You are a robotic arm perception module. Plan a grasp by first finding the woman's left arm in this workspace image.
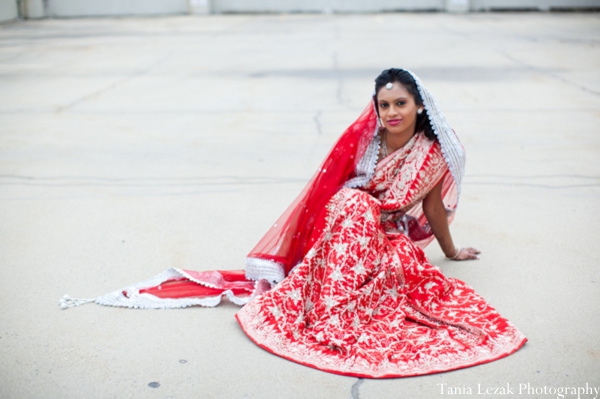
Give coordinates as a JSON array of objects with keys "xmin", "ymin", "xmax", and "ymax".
[{"xmin": 422, "ymin": 181, "xmax": 480, "ymax": 261}]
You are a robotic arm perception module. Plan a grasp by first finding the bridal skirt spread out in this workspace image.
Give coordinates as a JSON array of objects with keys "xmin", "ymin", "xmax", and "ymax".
[{"xmin": 236, "ymin": 188, "xmax": 526, "ymax": 378}]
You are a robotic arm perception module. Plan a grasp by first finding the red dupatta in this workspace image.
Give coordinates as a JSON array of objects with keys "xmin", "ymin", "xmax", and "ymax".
[{"xmin": 244, "ymin": 103, "xmax": 380, "ymax": 283}]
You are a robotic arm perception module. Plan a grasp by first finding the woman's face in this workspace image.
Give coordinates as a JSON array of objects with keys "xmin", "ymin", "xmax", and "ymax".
[{"xmin": 376, "ymin": 82, "xmax": 421, "ymax": 136}]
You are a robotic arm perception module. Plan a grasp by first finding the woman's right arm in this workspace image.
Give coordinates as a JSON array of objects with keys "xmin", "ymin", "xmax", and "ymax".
[{"xmin": 422, "ymin": 181, "xmax": 480, "ymax": 261}]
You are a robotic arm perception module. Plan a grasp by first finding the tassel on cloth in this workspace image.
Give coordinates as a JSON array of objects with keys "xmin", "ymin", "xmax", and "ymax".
[{"xmin": 59, "ymin": 295, "xmax": 96, "ymax": 309}]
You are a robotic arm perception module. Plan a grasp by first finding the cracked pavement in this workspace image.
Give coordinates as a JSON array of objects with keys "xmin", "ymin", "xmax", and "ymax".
[{"xmin": 0, "ymin": 12, "xmax": 599, "ymax": 399}]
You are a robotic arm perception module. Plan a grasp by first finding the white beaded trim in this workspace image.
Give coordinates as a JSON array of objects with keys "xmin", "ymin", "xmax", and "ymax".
[
  {"xmin": 344, "ymin": 121, "xmax": 380, "ymax": 189},
  {"xmin": 245, "ymin": 257, "xmax": 285, "ymax": 283},
  {"xmin": 406, "ymin": 69, "xmax": 466, "ymax": 198},
  {"xmin": 59, "ymin": 268, "xmax": 266, "ymax": 309}
]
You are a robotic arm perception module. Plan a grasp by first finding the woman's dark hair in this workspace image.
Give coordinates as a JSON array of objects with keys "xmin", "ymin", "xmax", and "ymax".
[{"xmin": 374, "ymin": 68, "xmax": 436, "ymax": 141}]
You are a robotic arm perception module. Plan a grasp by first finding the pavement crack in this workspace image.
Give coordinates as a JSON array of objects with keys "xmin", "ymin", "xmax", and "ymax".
[
  {"xmin": 332, "ymin": 51, "xmax": 347, "ymax": 107},
  {"xmin": 501, "ymin": 51, "xmax": 600, "ymax": 96},
  {"xmin": 55, "ymin": 52, "xmax": 173, "ymax": 113},
  {"xmin": 0, "ymin": 174, "xmax": 306, "ymax": 187},
  {"xmin": 351, "ymin": 378, "xmax": 364, "ymax": 399},
  {"xmin": 464, "ymin": 173, "xmax": 600, "ymax": 189},
  {"xmin": 467, "ymin": 173, "xmax": 598, "ymax": 180},
  {"xmin": 314, "ymin": 110, "xmax": 322, "ymax": 135}
]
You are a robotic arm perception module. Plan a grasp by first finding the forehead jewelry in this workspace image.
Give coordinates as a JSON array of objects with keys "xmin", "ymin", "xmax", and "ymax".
[{"xmin": 385, "ymin": 82, "xmax": 393, "ymax": 90}]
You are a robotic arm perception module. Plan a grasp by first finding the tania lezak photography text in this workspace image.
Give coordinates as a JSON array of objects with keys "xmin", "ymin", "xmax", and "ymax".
[{"xmin": 437, "ymin": 383, "xmax": 600, "ymax": 398}]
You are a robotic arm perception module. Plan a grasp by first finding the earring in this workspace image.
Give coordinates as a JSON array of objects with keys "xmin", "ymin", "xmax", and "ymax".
[
  {"xmin": 377, "ymin": 117, "xmax": 385, "ymax": 132},
  {"xmin": 417, "ymin": 108, "xmax": 423, "ymax": 115}
]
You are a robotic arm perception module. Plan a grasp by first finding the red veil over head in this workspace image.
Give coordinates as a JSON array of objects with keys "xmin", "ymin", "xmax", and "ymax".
[{"xmin": 245, "ymin": 103, "xmax": 380, "ymax": 283}]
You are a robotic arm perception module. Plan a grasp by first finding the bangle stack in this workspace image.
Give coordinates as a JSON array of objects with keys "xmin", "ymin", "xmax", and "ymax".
[{"xmin": 447, "ymin": 246, "xmax": 461, "ymax": 260}]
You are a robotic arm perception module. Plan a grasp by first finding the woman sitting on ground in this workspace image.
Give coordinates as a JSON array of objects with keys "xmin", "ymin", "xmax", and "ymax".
[{"xmin": 63, "ymin": 68, "xmax": 526, "ymax": 379}]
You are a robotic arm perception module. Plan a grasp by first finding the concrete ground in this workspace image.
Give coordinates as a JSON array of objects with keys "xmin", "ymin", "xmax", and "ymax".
[{"xmin": 0, "ymin": 12, "xmax": 599, "ymax": 399}]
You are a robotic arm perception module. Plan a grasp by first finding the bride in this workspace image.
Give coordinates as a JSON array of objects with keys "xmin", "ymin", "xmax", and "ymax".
[{"xmin": 61, "ymin": 68, "xmax": 526, "ymax": 378}]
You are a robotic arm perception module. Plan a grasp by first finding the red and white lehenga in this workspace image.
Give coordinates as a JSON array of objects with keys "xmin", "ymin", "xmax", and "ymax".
[
  {"xmin": 237, "ymin": 132, "xmax": 526, "ymax": 378},
  {"xmin": 61, "ymin": 70, "xmax": 526, "ymax": 378}
]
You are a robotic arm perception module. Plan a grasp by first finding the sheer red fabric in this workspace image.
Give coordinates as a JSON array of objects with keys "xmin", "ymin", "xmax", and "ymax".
[
  {"xmin": 140, "ymin": 270, "xmax": 254, "ymax": 298},
  {"xmin": 247, "ymin": 104, "xmax": 379, "ymax": 276}
]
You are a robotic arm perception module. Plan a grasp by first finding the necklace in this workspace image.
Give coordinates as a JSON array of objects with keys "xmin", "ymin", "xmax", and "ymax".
[{"xmin": 382, "ymin": 130, "xmax": 418, "ymax": 159}]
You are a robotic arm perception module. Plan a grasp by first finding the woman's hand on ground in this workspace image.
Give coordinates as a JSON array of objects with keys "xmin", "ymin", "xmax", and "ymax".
[{"xmin": 451, "ymin": 247, "xmax": 481, "ymax": 261}]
